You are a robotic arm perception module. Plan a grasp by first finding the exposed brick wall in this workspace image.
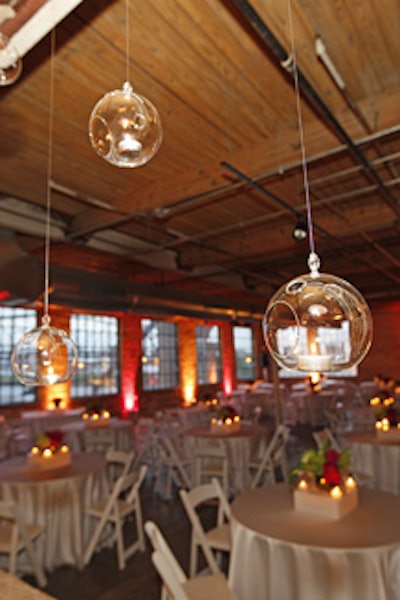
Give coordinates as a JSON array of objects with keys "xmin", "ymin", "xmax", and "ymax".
[{"xmin": 359, "ymin": 301, "xmax": 400, "ymax": 381}]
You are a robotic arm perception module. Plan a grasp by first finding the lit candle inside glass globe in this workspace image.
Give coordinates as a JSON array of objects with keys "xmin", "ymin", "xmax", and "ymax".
[
  {"xmin": 11, "ymin": 315, "xmax": 78, "ymax": 386},
  {"xmin": 263, "ymin": 253, "xmax": 373, "ymax": 373},
  {"xmin": 0, "ymin": 33, "xmax": 22, "ymax": 87},
  {"xmin": 89, "ymin": 81, "xmax": 162, "ymax": 168}
]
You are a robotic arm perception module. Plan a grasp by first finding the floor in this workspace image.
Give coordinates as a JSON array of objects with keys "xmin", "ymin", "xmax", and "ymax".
[{"xmin": 24, "ymin": 423, "xmax": 313, "ymax": 600}]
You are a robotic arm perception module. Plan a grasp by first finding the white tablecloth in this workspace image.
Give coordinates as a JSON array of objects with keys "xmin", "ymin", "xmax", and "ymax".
[
  {"xmin": 229, "ymin": 484, "xmax": 400, "ymax": 600},
  {"xmin": 343, "ymin": 430, "xmax": 400, "ymax": 494},
  {"xmin": 0, "ymin": 454, "xmax": 106, "ymax": 571},
  {"xmin": 21, "ymin": 409, "xmax": 83, "ymax": 436},
  {"xmin": 184, "ymin": 425, "xmax": 267, "ymax": 495}
]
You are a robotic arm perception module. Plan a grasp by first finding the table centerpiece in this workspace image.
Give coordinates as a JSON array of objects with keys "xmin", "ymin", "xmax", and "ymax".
[
  {"xmin": 370, "ymin": 391, "xmax": 400, "ymax": 439},
  {"xmin": 28, "ymin": 430, "xmax": 71, "ymax": 470},
  {"xmin": 210, "ymin": 405, "xmax": 241, "ymax": 434},
  {"xmin": 82, "ymin": 403, "xmax": 111, "ymax": 428},
  {"xmin": 290, "ymin": 439, "xmax": 358, "ymax": 519}
]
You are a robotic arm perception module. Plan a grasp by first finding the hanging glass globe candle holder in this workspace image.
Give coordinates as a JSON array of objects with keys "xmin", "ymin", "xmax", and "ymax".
[
  {"xmin": 88, "ymin": 80, "xmax": 162, "ymax": 168},
  {"xmin": 0, "ymin": 33, "xmax": 22, "ymax": 87},
  {"xmin": 263, "ymin": 252, "xmax": 373, "ymax": 373},
  {"xmin": 11, "ymin": 314, "xmax": 78, "ymax": 386}
]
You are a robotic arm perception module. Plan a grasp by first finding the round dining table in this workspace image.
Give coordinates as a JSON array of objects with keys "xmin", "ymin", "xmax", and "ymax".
[
  {"xmin": 0, "ymin": 453, "xmax": 106, "ymax": 571},
  {"xmin": 183, "ymin": 424, "xmax": 267, "ymax": 495},
  {"xmin": 229, "ymin": 483, "xmax": 400, "ymax": 600},
  {"xmin": 342, "ymin": 430, "xmax": 400, "ymax": 494}
]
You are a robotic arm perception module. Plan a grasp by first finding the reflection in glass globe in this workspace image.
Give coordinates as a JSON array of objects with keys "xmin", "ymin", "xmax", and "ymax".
[
  {"xmin": 88, "ymin": 81, "xmax": 162, "ymax": 168},
  {"xmin": 11, "ymin": 316, "xmax": 78, "ymax": 386},
  {"xmin": 0, "ymin": 33, "xmax": 22, "ymax": 87},
  {"xmin": 263, "ymin": 255, "xmax": 373, "ymax": 373}
]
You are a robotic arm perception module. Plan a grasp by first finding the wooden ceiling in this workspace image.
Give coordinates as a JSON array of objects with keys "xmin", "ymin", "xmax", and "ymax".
[{"xmin": 0, "ymin": 0, "xmax": 400, "ymax": 319}]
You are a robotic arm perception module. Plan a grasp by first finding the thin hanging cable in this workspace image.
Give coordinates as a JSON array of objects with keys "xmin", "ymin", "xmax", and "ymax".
[
  {"xmin": 44, "ymin": 28, "xmax": 56, "ymax": 321},
  {"xmin": 125, "ymin": 0, "xmax": 130, "ymax": 82},
  {"xmin": 287, "ymin": 0, "xmax": 316, "ymax": 257}
]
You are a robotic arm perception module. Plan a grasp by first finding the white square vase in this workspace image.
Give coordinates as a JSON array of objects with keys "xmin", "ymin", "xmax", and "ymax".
[{"xmin": 293, "ymin": 486, "xmax": 358, "ymax": 520}]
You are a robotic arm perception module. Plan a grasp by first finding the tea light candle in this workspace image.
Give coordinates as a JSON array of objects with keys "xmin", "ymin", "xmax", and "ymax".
[
  {"xmin": 211, "ymin": 417, "xmax": 217, "ymax": 425},
  {"xmin": 297, "ymin": 354, "xmax": 332, "ymax": 372},
  {"xmin": 225, "ymin": 417, "xmax": 232, "ymax": 425},
  {"xmin": 298, "ymin": 479, "xmax": 308, "ymax": 491},
  {"xmin": 382, "ymin": 417, "xmax": 390, "ymax": 432},
  {"xmin": 329, "ymin": 485, "xmax": 343, "ymax": 499},
  {"xmin": 102, "ymin": 410, "xmax": 111, "ymax": 419},
  {"xmin": 30, "ymin": 446, "xmax": 40, "ymax": 455},
  {"xmin": 344, "ymin": 475, "xmax": 356, "ymax": 490},
  {"xmin": 60, "ymin": 445, "xmax": 69, "ymax": 454},
  {"xmin": 42, "ymin": 448, "xmax": 53, "ymax": 459},
  {"xmin": 233, "ymin": 415, "xmax": 240, "ymax": 423},
  {"xmin": 375, "ymin": 420, "xmax": 382, "ymax": 430}
]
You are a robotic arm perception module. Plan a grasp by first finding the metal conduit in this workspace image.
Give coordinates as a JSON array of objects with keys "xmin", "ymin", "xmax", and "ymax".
[{"xmin": 228, "ymin": 0, "xmax": 400, "ymax": 219}]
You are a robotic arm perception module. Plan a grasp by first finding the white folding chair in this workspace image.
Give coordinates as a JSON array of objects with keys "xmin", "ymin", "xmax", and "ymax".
[
  {"xmin": 313, "ymin": 427, "xmax": 342, "ymax": 452},
  {"xmin": 0, "ymin": 499, "xmax": 47, "ymax": 587},
  {"xmin": 179, "ymin": 478, "xmax": 231, "ymax": 578},
  {"xmin": 249, "ymin": 424, "xmax": 291, "ymax": 488},
  {"xmin": 83, "ymin": 428, "xmax": 114, "ymax": 453},
  {"xmin": 154, "ymin": 434, "xmax": 191, "ymax": 500},
  {"xmin": 105, "ymin": 447, "xmax": 136, "ymax": 489},
  {"xmin": 145, "ymin": 521, "xmax": 234, "ymax": 600},
  {"xmin": 193, "ymin": 442, "xmax": 229, "ymax": 498},
  {"xmin": 84, "ymin": 465, "xmax": 147, "ymax": 570}
]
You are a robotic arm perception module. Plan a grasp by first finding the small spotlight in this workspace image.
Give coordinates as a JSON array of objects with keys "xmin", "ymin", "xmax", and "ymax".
[{"xmin": 293, "ymin": 218, "xmax": 307, "ymax": 241}]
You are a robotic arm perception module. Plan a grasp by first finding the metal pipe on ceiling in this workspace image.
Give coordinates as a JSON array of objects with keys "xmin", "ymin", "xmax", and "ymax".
[
  {"xmin": 221, "ymin": 161, "xmax": 400, "ymax": 287},
  {"xmin": 228, "ymin": 0, "xmax": 400, "ymax": 219}
]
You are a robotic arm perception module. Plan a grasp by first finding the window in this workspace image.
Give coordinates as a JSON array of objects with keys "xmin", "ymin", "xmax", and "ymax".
[
  {"xmin": 141, "ymin": 319, "xmax": 179, "ymax": 390},
  {"xmin": 0, "ymin": 307, "xmax": 37, "ymax": 406},
  {"xmin": 233, "ymin": 326, "xmax": 255, "ymax": 380},
  {"xmin": 70, "ymin": 314, "xmax": 119, "ymax": 398},
  {"xmin": 196, "ymin": 325, "xmax": 222, "ymax": 384}
]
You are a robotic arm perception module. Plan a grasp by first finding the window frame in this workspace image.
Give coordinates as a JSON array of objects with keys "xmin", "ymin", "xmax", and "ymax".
[{"xmin": 70, "ymin": 313, "xmax": 120, "ymax": 399}]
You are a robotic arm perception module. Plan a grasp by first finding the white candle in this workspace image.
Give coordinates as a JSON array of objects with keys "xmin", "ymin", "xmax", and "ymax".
[
  {"xmin": 344, "ymin": 475, "xmax": 356, "ymax": 490},
  {"xmin": 329, "ymin": 485, "xmax": 343, "ymax": 499},
  {"xmin": 298, "ymin": 354, "xmax": 332, "ymax": 371}
]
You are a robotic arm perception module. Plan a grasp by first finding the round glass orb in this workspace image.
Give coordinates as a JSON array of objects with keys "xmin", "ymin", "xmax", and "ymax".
[
  {"xmin": 11, "ymin": 316, "xmax": 78, "ymax": 386},
  {"xmin": 263, "ymin": 266, "xmax": 373, "ymax": 373},
  {"xmin": 88, "ymin": 81, "xmax": 162, "ymax": 168},
  {"xmin": 0, "ymin": 33, "xmax": 22, "ymax": 87}
]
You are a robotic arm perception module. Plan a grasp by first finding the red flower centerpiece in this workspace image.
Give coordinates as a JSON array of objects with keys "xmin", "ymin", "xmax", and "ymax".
[
  {"xmin": 290, "ymin": 439, "xmax": 358, "ymax": 519},
  {"xmin": 371, "ymin": 391, "xmax": 400, "ymax": 437},
  {"xmin": 28, "ymin": 430, "xmax": 71, "ymax": 471},
  {"xmin": 210, "ymin": 405, "xmax": 241, "ymax": 434}
]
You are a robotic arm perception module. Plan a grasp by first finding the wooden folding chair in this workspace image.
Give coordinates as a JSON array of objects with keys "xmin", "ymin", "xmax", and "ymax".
[
  {"xmin": 84, "ymin": 465, "xmax": 147, "ymax": 570},
  {"xmin": 145, "ymin": 520, "xmax": 234, "ymax": 600},
  {"xmin": 179, "ymin": 478, "xmax": 231, "ymax": 578},
  {"xmin": 0, "ymin": 499, "xmax": 47, "ymax": 587}
]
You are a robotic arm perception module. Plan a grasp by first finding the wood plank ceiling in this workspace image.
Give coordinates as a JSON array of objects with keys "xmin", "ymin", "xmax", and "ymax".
[{"xmin": 0, "ymin": 0, "xmax": 400, "ymax": 319}]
